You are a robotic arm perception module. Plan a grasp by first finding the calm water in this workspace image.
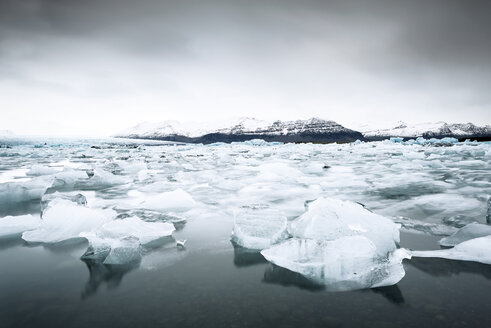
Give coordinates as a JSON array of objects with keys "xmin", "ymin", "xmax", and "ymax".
[
  {"xmin": 1, "ymin": 226, "xmax": 490, "ymax": 328},
  {"xmin": 0, "ymin": 138, "xmax": 490, "ymax": 327}
]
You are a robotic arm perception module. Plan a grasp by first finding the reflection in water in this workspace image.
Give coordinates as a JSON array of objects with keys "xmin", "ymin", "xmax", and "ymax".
[
  {"xmin": 408, "ymin": 257, "xmax": 491, "ymax": 280},
  {"xmin": 0, "ymin": 199, "xmax": 40, "ymax": 218},
  {"xmin": 81, "ymin": 258, "xmax": 140, "ymax": 299},
  {"xmin": 232, "ymin": 242, "xmax": 268, "ymax": 267},
  {"xmin": 262, "ymin": 263, "xmax": 325, "ymax": 291},
  {"xmin": 263, "ymin": 263, "xmax": 406, "ymax": 304},
  {"xmin": 0, "ymin": 235, "xmax": 24, "ymax": 251},
  {"xmin": 369, "ymin": 285, "xmax": 405, "ymax": 304}
]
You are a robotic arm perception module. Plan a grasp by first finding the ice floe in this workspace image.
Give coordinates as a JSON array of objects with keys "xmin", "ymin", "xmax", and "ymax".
[
  {"xmin": 261, "ymin": 237, "xmax": 410, "ymax": 291},
  {"xmin": 439, "ymin": 223, "xmax": 491, "ymax": 247},
  {"xmin": 290, "ymin": 198, "xmax": 400, "ymax": 255},
  {"xmin": 0, "ymin": 214, "xmax": 41, "ymax": 238},
  {"xmin": 137, "ymin": 189, "xmax": 196, "ymax": 212},
  {"xmin": 412, "ymin": 236, "xmax": 491, "ymax": 265},
  {"xmin": 22, "ymin": 199, "xmax": 114, "ymax": 243},
  {"xmin": 231, "ymin": 208, "xmax": 289, "ymax": 250},
  {"xmin": 256, "ymin": 198, "xmax": 407, "ymax": 290}
]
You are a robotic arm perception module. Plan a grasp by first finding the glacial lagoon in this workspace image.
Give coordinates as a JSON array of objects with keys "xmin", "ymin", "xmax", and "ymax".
[{"xmin": 0, "ymin": 137, "xmax": 490, "ymax": 328}]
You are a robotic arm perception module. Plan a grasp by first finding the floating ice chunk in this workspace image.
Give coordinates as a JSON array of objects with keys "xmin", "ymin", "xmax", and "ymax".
[
  {"xmin": 439, "ymin": 223, "xmax": 491, "ymax": 247},
  {"xmin": 261, "ymin": 237, "xmax": 409, "ymax": 291},
  {"xmin": 0, "ymin": 214, "xmax": 41, "ymax": 238},
  {"xmin": 22, "ymin": 199, "xmax": 113, "ymax": 243},
  {"xmin": 257, "ymin": 162, "xmax": 302, "ymax": 182},
  {"xmin": 412, "ymin": 235, "xmax": 491, "ymax": 265},
  {"xmin": 291, "ymin": 198, "xmax": 400, "ymax": 255},
  {"xmin": 390, "ymin": 137, "xmax": 404, "ymax": 143},
  {"xmin": 231, "ymin": 209, "xmax": 289, "ymax": 250},
  {"xmin": 0, "ymin": 179, "xmax": 49, "ymax": 205},
  {"xmin": 82, "ymin": 169, "xmax": 128, "ymax": 189},
  {"xmin": 80, "ymin": 233, "xmax": 112, "ymax": 260},
  {"xmin": 26, "ymin": 165, "xmax": 59, "ymax": 176},
  {"xmin": 242, "ymin": 139, "xmax": 268, "ymax": 146},
  {"xmin": 139, "ymin": 189, "xmax": 196, "ymax": 212},
  {"xmin": 98, "ymin": 216, "xmax": 175, "ymax": 246},
  {"xmin": 40, "ymin": 192, "xmax": 87, "ymax": 218},
  {"xmin": 103, "ymin": 237, "xmax": 142, "ymax": 265},
  {"xmin": 80, "ymin": 216, "xmax": 175, "ymax": 264}
]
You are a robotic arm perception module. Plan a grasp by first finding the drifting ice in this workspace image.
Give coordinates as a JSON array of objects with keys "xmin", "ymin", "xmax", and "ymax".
[
  {"xmin": 259, "ymin": 197, "xmax": 406, "ymax": 290},
  {"xmin": 261, "ymin": 236, "xmax": 409, "ymax": 291},
  {"xmin": 22, "ymin": 198, "xmax": 113, "ymax": 243},
  {"xmin": 231, "ymin": 208, "xmax": 289, "ymax": 250},
  {"xmin": 290, "ymin": 198, "xmax": 400, "ymax": 255},
  {"xmin": 97, "ymin": 216, "xmax": 175, "ymax": 246},
  {"xmin": 439, "ymin": 223, "xmax": 491, "ymax": 247},
  {"xmin": 138, "ymin": 189, "xmax": 196, "ymax": 212},
  {"xmin": 81, "ymin": 216, "xmax": 175, "ymax": 264},
  {"xmin": 0, "ymin": 214, "xmax": 41, "ymax": 238},
  {"xmin": 412, "ymin": 235, "xmax": 491, "ymax": 265}
]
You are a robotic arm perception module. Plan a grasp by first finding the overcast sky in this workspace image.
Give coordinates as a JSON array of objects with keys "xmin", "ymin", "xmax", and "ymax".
[{"xmin": 1, "ymin": 0, "xmax": 490, "ymax": 136}]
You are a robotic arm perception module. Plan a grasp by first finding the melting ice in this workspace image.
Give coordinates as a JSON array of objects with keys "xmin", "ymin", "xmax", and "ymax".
[{"xmin": 0, "ymin": 137, "xmax": 490, "ymax": 289}]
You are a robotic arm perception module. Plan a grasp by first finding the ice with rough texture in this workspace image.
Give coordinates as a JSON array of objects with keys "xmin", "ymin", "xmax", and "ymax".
[
  {"xmin": 80, "ymin": 217, "xmax": 175, "ymax": 264},
  {"xmin": 439, "ymin": 223, "xmax": 491, "ymax": 247},
  {"xmin": 231, "ymin": 209, "xmax": 289, "ymax": 250},
  {"xmin": 26, "ymin": 165, "xmax": 59, "ymax": 176},
  {"xmin": 261, "ymin": 237, "xmax": 410, "ymax": 291},
  {"xmin": 412, "ymin": 235, "xmax": 491, "ymax": 265},
  {"xmin": 291, "ymin": 198, "xmax": 401, "ymax": 255},
  {"xmin": 98, "ymin": 216, "xmax": 175, "ymax": 245},
  {"xmin": 0, "ymin": 179, "xmax": 49, "ymax": 205},
  {"xmin": 40, "ymin": 192, "xmax": 87, "ymax": 217},
  {"xmin": 22, "ymin": 199, "xmax": 114, "ymax": 243},
  {"xmin": 83, "ymin": 236, "xmax": 143, "ymax": 265},
  {"xmin": 0, "ymin": 214, "xmax": 41, "ymax": 238}
]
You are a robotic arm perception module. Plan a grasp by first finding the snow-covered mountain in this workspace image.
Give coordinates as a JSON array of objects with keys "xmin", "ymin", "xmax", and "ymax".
[
  {"xmin": 363, "ymin": 121, "xmax": 491, "ymax": 140},
  {"xmin": 115, "ymin": 117, "xmax": 364, "ymax": 143}
]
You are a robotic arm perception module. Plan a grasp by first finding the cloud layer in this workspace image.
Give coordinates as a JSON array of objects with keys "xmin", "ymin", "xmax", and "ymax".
[{"xmin": 1, "ymin": 0, "xmax": 490, "ymax": 135}]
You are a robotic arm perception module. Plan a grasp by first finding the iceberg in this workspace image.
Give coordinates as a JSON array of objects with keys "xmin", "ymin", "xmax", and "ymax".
[
  {"xmin": 231, "ymin": 209, "xmax": 289, "ymax": 250},
  {"xmin": 0, "ymin": 179, "xmax": 49, "ymax": 205},
  {"xmin": 138, "ymin": 189, "xmax": 196, "ymax": 212},
  {"xmin": 26, "ymin": 165, "xmax": 59, "ymax": 176},
  {"xmin": 258, "ymin": 198, "xmax": 407, "ymax": 290},
  {"xmin": 82, "ymin": 235, "xmax": 142, "ymax": 265},
  {"xmin": 261, "ymin": 237, "xmax": 410, "ymax": 291},
  {"xmin": 439, "ymin": 223, "xmax": 491, "ymax": 247},
  {"xmin": 412, "ymin": 235, "xmax": 491, "ymax": 265},
  {"xmin": 0, "ymin": 214, "xmax": 41, "ymax": 238},
  {"xmin": 80, "ymin": 216, "xmax": 175, "ymax": 264},
  {"xmin": 40, "ymin": 191, "xmax": 87, "ymax": 218},
  {"xmin": 291, "ymin": 198, "xmax": 400, "ymax": 255},
  {"xmin": 103, "ymin": 237, "xmax": 142, "ymax": 265},
  {"xmin": 22, "ymin": 199, "xmax": 114, "ymax": 243},
  {"xmin": 97, "ymin": 216, "xmax": 175, "ymax": 246}
]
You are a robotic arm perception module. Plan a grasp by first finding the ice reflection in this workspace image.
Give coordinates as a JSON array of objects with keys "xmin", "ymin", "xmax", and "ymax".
[
  {"xmin": 81, "ymin": 258, "xmax": 140, "ymax": 299},
  {"xmin": 407, "ymin": 257, "xmax": 491, "ymax": 280}
]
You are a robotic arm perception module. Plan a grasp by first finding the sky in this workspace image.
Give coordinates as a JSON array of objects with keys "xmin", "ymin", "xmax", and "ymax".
[{"xmin": 1, "ymin": 0, "xmax": 490, "ymax": 136}]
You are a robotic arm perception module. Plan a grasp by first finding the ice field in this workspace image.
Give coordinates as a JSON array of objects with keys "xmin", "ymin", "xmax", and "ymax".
[{"xmin": 0, "ymin": 137, "xmax": 490, "ymax": 327}]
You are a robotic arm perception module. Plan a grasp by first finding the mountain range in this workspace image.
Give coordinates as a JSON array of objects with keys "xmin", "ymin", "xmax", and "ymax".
[{"xmin": 115, "ymin": 118, "xmax": 491, "ymax": 144}]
